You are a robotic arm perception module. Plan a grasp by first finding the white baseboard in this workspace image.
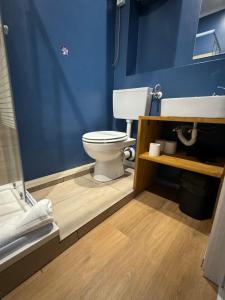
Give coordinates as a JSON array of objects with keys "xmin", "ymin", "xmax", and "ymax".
[{"xmin": 25, "ymin": 163, "xmax": 94, "ymax": 190}]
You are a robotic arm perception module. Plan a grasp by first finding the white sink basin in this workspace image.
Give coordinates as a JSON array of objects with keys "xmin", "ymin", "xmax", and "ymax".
[{"xmin": 161, "ymin": 96, "xmax": 225, "ymax": 118}]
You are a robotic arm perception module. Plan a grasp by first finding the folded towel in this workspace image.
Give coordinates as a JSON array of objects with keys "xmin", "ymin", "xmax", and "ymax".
[
  {"xmin": 0, "ymin": 224, "xmax": 53, "ymax": 258},
  {"xmin": 0, "ymin": 199, "xmax": 54, "ymax": 248}
]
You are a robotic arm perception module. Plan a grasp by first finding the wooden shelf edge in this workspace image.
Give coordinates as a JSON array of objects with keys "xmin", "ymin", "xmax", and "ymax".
[
  {"xmin": 139, "ymin": 116, "xmax": 225, "ymax": 124},
  {"xmin": 139, "ymin": 152, "xmax": 224, "ymax": 178}
]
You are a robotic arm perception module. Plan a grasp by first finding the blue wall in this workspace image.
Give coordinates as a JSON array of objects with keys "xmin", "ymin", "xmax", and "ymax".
[
  {"xmin": 114, "ymin": 0, "xmax": 225, "ymax": 122},
  {"xmin": 1, "ymin": 0, "xmax": 115, "ymax": 180},
  {"xmin": 2, "ymin": 0, "xmax": 225, "ymax": 180},
  {"xmin": 194, "ymin": 9, "xmax": 225, "ymax": 56}
]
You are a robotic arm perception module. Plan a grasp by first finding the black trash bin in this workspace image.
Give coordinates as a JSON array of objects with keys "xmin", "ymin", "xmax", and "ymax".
[{"xmin": 179, "ymin": 171, "xmax": 219, "ymax": 220}]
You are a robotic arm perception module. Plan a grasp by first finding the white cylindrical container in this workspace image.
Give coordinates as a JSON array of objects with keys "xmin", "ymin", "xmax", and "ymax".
[
  {"xmin": 164, "ymin": 141, "xmax": 177, "ymax": 155},
  {"xmin": 155, "ymin": 139, "xmax": 166, "ymax": 152},
  {"xmin": 149, "ymin": 143, "xmax": 161, "ymax": 157}
]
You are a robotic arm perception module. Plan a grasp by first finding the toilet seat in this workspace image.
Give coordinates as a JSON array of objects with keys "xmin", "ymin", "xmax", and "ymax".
[{"xmin": 82, "ymin": 131, "xmax": 127, "ymax": 144}]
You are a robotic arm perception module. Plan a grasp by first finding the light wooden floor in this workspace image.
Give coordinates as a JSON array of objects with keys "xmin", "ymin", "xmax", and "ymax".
[
  {"xmin": 3, "ymin": 190, "xmax": 216, "ymax": 300},
  {"xmin": 32, "ymin": 168, "xmax": 134, "ymax": 240}
]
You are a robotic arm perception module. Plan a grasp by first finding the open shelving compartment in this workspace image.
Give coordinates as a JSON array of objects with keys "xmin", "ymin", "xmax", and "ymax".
[{"xmin": 134, "ymin": 117, "xmax": 225, "ymax": 206}]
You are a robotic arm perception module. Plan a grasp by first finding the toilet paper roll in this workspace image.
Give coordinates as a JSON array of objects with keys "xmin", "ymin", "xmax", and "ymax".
[
  {"xmin": 149, "ymin": 143, "xmax": 161, "ymax": 157},
  {"xmin": 164, "ymin": 141, "xmax": 177, "ymax": 155},
  {"xmin": 155, "ymin": 139, "xmax": 166, "ymax": 152}
]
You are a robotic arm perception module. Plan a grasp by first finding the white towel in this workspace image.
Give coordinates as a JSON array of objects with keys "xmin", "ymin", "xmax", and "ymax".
[{"xmin": 0, "ymin": 199, "xmax": 54, "ymax": 248}]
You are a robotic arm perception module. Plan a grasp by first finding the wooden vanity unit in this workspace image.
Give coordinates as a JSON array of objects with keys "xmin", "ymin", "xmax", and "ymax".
[{"xmin": 134, "ymin": 116, "xmax": 225, "ymax": 197}]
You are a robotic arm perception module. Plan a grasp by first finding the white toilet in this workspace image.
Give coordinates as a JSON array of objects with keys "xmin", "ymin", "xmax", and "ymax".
[{"xmin": 82, "ymin": 87, "xmax": 152, "ymax": 182}]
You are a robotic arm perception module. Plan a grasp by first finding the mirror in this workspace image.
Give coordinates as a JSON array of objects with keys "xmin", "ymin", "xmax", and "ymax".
[{"xmin": 193, "ymin": 0, "xmax": 225, "ymax": 60}]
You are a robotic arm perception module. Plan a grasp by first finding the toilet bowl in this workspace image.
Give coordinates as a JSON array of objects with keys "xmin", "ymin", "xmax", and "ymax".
[{"xmin": 82, "ymin": 131, "xmax": 135, "ymax": 182}]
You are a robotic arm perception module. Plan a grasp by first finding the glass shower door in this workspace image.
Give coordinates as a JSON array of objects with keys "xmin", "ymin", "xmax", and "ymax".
[{"xmin": 0, "ymin": 16, "xmax": 25, "ymax": 215}]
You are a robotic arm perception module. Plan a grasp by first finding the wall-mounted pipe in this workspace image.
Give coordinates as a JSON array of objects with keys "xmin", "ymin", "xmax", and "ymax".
[
  {"xmin": 126, "ymin": 119, "xmax": 133, "ymax": 138},
  {"xmin": 151, "ymin": 83, "xmax": 163, "ymax": 100},
  {"xmin": 124, "ymin": 147, "xmax": 135, "ymax": 161},
  {"xmin": 113, "ymin": 6, "xmax": 122, "ymax": 67},
  {"xmin": 175, "ymin": 122, "xmax": 198, "ymax": 147}
]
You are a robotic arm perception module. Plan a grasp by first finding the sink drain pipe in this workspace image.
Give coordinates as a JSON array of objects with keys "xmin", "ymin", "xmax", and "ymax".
[{"xmin": 175, "ymin": 122, "xmax": 198, "ymax": 146}]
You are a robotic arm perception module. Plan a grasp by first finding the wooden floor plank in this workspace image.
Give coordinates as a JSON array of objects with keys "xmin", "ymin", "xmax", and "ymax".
[{"xmin": 3, "ymin": 191, "xmax": 217, "ymax": 300}]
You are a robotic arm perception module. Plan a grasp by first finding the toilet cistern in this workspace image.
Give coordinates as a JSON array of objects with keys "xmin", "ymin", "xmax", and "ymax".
[{"xmin": 113, "ymin": 87, "xmax": 152, "ymax": 139}]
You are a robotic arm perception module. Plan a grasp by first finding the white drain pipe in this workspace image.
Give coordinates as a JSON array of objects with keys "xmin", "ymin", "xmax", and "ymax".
[
  {"xmin": 126, "ymin": 119, "xmax": 133, "ymax": 138},
  {"xmin": 176, "ymin": 122, "xmax": 198, "ymax": 146},
  {"xmin": 124, "ymin": 119, "xmax": 135, "ymax": 161},
  {"xmin": 124, "ymin": 147, "xmax": 135, "ymax": 161}
]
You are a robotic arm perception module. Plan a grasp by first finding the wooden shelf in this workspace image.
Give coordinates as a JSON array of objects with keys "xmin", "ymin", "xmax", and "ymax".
[
  {"xmin": 139, "ymin": 152, "xmax": 224, "ymax": 178},
  {"xmin": 139, "ymin": 116, "xmax": 225, "ymax": 124}
]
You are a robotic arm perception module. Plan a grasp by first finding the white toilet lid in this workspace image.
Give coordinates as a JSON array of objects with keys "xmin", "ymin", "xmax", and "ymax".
[{"xmin": 82, "ymin": 131, "xmax": 127, "ymax": 143}]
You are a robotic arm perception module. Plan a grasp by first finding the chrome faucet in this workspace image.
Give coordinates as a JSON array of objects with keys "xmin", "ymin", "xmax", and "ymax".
[
  {"xmin": 151, "ymin": 83, "xmax": 163, "ymax": 100},
  {"xmin": 213, "ymin": 86, "xmax": 225, "ymax": 96}
]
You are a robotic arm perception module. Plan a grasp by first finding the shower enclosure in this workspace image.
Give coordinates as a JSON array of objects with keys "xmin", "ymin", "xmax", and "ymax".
[
  {"xmin": 0, "ymin": 16, "xmax": 26, "ymax": 222},
  {"xmin": 0, "ymin": 14, "xmax": 58, "ymax": 297}
]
